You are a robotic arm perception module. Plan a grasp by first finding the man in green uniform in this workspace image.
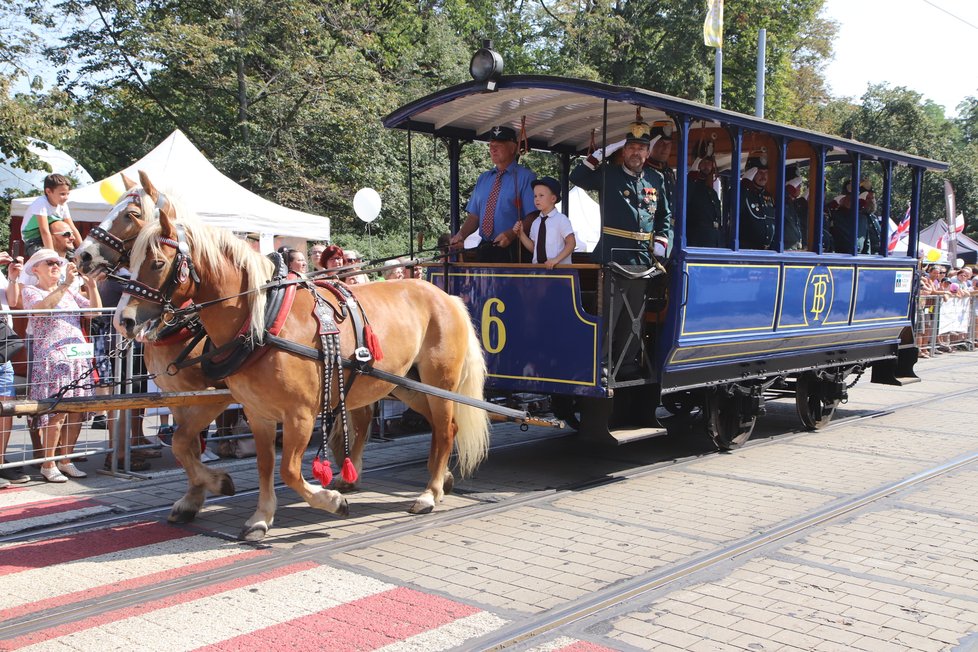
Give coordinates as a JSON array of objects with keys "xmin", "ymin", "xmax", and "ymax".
[
  {"xmin": 783, "ymin": 164, "xmax": 805, "ymax": 250},
  {"xmin": 739, "ymin": 150, "xmax": 776, "ymax": 250},
  {"xmin": 570, "ymin": 119, "xmax": 671, "ymax": 379},
  {"xmin": 569, "ymin": 121, "xmax": 672, "ymax": 265},
  {"xmin": 686, "ymin": 141, "xmax": 723, "ymax": 247}
]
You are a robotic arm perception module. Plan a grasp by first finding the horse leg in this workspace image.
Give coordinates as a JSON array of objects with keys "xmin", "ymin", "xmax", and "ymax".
[
  {"xmin": 168, "ymin": 403, "xmax": 235, "ymax": 524},
  {"xmin": 330, "ymin": 405, "xmax": 374, "ymax": 493},
  {"xmin": 279, "ymin": 414, "xmax": 349, "ymax": 518},
  {"xmin": 387, "ymin": 388, "xmax": 458, "ymax": 510},
  {"xmin": 239, "ymin": 415, "xmax": 279, "ymax": 541},
  {"xmin": 409, "ymin": 396, "xmax": 457, "ymax": 515}
]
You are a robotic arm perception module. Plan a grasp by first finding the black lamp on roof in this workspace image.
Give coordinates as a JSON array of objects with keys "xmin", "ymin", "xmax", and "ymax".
[{"xmin": 469, "ymin": 40, "xmax": 504, "ymax": 91}]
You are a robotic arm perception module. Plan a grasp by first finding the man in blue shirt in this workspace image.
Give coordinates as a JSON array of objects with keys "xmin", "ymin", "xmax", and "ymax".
[{"xmin": 450, "ymin": 126, "xmax": 537, "ymax": 263}]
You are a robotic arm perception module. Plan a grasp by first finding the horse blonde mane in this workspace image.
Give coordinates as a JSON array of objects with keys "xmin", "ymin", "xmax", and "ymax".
[{"xmin": 129, "ymin": 205, "xmax": 274, "ymax": 340}]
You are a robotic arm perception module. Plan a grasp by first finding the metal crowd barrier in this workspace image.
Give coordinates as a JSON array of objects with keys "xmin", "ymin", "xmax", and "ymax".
[
  {"xmin": 915, "ymin": 294, "xmax": 978, "ymax": 357},
  {"xmin": 0, "ymin": 306, "xmax": 248, "ymax": 478}
]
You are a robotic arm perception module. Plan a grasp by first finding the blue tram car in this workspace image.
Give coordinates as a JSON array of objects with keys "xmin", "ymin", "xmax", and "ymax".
[{"xmin": 383, "ymin": 67, "xmax": 947, "ymax": 449}]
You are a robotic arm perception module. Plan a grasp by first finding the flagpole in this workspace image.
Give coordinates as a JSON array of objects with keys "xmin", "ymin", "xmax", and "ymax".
[{"xmin": 714, "ymin": 49, "xmax": 722, "ymax": 108}]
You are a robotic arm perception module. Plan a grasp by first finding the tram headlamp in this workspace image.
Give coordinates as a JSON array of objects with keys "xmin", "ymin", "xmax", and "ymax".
[{"xmin": 470, "ymin": 40, "xmax": 504, "ymax": 90}]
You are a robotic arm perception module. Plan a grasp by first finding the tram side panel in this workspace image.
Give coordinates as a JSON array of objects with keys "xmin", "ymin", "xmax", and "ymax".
[
  {"xmin": 431, "ymin": 266, "xmax": 606, "ymax": 397},
  {"xmin": 660, "ymin": 256, "xmax": 916, "ymax": 394}
]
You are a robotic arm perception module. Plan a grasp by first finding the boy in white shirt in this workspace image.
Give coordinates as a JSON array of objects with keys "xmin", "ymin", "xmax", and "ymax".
[
  {"xmin": 21, "ymin": 174, "xmax": 83, "ymax": 257},
  {"xmin": 513, "ymin": 176, "xmax": 576, "ymax": 269}
]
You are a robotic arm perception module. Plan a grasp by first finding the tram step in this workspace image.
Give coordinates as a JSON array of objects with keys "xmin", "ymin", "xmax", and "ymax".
[{"xmin": 608, "ymin": 426, "xmax": 668, "ymax": 445}]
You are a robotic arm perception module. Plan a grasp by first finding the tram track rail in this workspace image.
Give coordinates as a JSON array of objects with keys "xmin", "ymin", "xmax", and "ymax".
[{"xmin": 2, "ymin": 383, "xmax": 976, "ymax": 644}]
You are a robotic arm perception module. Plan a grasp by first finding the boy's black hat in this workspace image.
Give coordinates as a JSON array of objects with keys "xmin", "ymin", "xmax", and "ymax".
[{"xmin": 531, "ymin": 176, "xmax": 561, "ymax": 202}]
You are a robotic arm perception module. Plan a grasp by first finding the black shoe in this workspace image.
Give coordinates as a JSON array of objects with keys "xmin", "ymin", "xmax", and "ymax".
[
  {"xmin": 90, "ymin": 415, "xmax": 108, "ymax": 429},
  {"xmin": 0, "ymin": 467, "xmax": 30, "ymax": 484}
]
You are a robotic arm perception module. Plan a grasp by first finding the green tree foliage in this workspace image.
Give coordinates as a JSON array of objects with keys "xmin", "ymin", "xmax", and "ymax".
[{"xmin": 4, "ymin": 0, "xmax": 972, "ymax": 253}]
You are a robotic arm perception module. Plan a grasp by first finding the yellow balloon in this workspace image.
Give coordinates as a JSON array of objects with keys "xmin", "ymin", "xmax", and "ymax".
[
  {"xmin": 925, "ymin": 248, "xmax": 941, "ymax": 262},
  {"xmin": 99, "ymin": 176, "xmax": 123, "ymax": 204}
]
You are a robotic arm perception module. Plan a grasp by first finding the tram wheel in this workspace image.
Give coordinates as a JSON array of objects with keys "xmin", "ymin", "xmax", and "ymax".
[
  {"xmin": 795, "ymin": 372, "xmax": 838, "ymax": 431},
  {"xmin": 705, "ymin": 387, "xmax": 756, "ymax": 451}
]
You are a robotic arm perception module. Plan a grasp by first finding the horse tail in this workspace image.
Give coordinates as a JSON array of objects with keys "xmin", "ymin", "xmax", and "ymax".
[{"xmin": 450, "ymin": 296, "xmax": 489, "ymax": 477}]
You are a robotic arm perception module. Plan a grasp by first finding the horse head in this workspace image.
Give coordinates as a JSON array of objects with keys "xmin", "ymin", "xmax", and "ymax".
[
  {"xmin": 115, "ymin": 190, "xmax": 198, "ymax": 341},
  {"xmin": 77, "ymin": 171, "xmax": 174, "ymax": 275}
]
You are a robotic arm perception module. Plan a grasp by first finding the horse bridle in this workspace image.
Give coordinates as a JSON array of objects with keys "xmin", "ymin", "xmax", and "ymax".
[
  {"xmin": 89, "ymin": 190, "xmax": 159, "ymax": 273},
  {"xmin": 122, "ymin": 220, "xmax": 201, "ymax": 315}
]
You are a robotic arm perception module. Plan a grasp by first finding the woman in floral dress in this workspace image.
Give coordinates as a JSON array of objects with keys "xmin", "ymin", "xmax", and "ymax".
[{"xmin": 21, "ymin": 248, "xmax": 102, "ymax": 482}]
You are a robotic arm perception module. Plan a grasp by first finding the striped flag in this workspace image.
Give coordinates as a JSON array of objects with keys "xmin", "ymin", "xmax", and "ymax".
[
  {"xmin": 936, "ymin": 213, "xmax": 965, "ymax": 250},
  {"xmin": 704, "ymin": 0, "xmax": 723, "ymax": 48},
  {"xmin": 888, "ymin": 205, "xmax": 911, "ymax": 252}
]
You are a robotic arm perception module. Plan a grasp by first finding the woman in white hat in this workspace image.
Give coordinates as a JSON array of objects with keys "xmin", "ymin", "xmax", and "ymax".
[{"xmin": 20, "ymin": 248, "xmax": 102, "ymax": 482}]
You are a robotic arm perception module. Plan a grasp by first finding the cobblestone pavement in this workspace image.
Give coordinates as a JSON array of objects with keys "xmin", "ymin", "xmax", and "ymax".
[{"xmin": 1, "ymin": 352, "xmax": 977, "ymax": 650}]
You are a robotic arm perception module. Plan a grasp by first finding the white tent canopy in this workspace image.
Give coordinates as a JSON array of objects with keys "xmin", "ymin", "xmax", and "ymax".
[
  {"xmin": 0, "ymin": 140, "xmax": 95, "ymax": 195},
  {"xmin": 10, "ymin": 130, "xmax": 329, "ymax": 241}
]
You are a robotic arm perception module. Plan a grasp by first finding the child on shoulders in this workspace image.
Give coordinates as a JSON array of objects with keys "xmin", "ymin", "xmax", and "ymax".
[{"xmin": 513, "ymin": 176, "xmax": 576, "ymax": 269}]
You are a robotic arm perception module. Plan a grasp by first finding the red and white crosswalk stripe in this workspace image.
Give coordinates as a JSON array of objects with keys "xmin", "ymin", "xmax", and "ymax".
[
  {"xmin": 1, "ymin": 522, "xmax": 507, "ymax": 650},
  {"xmin": 0, "ymin": 521, "xmax": 269, "ymax": 622},
  {"xmin": 0, "ymin": 487, "xmax": 114, "ymax": 536}
]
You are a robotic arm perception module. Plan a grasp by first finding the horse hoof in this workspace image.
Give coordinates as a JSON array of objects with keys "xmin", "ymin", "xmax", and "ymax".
[
  {"xmin": 336, "ymin": 498, "xmax": 349, "ymax": 517},
  {"xmin": 168, "ymin": 508, "xmax": 197, "ymax": 524},
  {"xmin": 443, "ymin": 472, "xmax": 455, "ymax": 495},
  {"xmin": 219, "ymin": 475, "xmax": 236, "ymax": 496},
  {"xmin": 335, "ymin": 480, "xmax": 357, "ymax": 494},
  {"xmin": 239, "ymin": 523, "xmax": 268, "ymax": 541},
  {"xmin": 408, "ymin": 501, "xmax": 434, "ymax": 515}
]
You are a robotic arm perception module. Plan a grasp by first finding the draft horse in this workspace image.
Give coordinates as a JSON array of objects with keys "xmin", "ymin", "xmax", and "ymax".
[
  {"xmin": 76, "ymin": 173, "xmax": 239, "ymax": 518},
  {"xmin": 115, "ymin": 204, "xmax": 490, "ymax": 541}
]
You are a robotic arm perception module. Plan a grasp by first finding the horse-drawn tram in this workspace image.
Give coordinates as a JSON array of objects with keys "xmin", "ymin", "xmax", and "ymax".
[{"xmin": 384, "ymin": 61, "xmax": 948, "ymax": 449}]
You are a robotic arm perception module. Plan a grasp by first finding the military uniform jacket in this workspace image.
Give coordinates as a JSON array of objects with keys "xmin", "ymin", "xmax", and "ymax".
[
  {"xmin": 784, "ymin": 199, "xmax": 804, "ymax": 250},
  {"xmin": 686, "ymin": 172, "xmax": 722, "ymax": 247},
  {"xmin": 831, "ymin": 207, "xmax": 881, "ymax": 254},
  {"xmin": 570, "ymin": 161, "xmax": 672, "ymax": 265},
  {"xmin": 739, "ymin": 179, "xmax": 776, "ymax": 250}
]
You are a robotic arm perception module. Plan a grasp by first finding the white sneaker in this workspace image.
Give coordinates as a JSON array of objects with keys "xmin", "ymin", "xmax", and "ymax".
[
  {"xmin": 200, "ymin": 449, "xmax": 220, "ymax": 463},
  {"xmin": 40, "ymin": 466, "xmax": 68, "ymax": 483},
  {"xmin": 57, "ymin": 462, "xmax": 88, "ymax": 479}
]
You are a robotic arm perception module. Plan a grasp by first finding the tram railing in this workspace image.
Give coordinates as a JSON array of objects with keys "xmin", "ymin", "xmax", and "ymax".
[{"xmin": 915, "ymin": 294, "xmax": 977, "ymax": 356}]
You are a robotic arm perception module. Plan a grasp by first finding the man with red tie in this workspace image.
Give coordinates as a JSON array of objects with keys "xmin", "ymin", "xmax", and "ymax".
[{"xmin": 449, "ymin": 125, "xmax": 537, "ymax": 263}]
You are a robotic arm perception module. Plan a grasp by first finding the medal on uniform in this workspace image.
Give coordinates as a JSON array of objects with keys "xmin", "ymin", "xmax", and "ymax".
[{"xmin": 623, "ymin": 190, "xmax": 630, "ymax": 197}]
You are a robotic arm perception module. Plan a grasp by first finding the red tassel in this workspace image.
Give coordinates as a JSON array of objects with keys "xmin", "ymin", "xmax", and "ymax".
[
  {"xmin": 341, "ymin": 456, "xmax": 358, "ymax": 483},
  {"xmin": 312, "ymin": 456, "xmax": 333, "ymax": 487},
  {"xmin": 364, "ymin": 324, "xmax": 383, "ymax": 362}
]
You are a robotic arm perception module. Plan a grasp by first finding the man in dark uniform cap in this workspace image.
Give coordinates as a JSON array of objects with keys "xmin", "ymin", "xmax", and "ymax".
[
  {"xmin": 830, "ymin": 179, "xmax": 880, "ymax": 254},
  {"xmin": 739, "ymin": 150, "xmax": 776, "ymax": 250},
  {"xmin": 686, "ymin": 140, "xmax": 723, "ymax": 247},
  {"xmin": 450, "ymin": 125, "xmax": 537, "ymax": 263},
  {"xmin": 570, "ymin": 119, "xmax": 672, "ymax": 379},
  {"xmin": 783, "ymin": 164, "xmax": 805, "ymax": 250},
  {"xmin": 569, "ymin": 120, "xmax": 672, "ymax": 264}
]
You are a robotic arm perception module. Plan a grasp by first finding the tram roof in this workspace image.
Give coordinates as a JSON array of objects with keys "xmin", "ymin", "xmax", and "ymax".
[{"xmin": 383, "ymin": 75, "xmax": 949, "ymax": 172}]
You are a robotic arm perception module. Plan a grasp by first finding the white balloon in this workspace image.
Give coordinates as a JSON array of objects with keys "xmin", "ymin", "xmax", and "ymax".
[
  {"xmin": 956, "ymin": 258, "xmax": 965, "ymax": 268},
  {"xmin": 353, "ymin": 187, "xmax": 382, "ymax": 223}
]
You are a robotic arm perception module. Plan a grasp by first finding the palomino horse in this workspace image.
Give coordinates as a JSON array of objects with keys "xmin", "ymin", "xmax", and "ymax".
[
  {"xmin": 79, "ymin": 173, "xmax": 448, "ymax": 520},
  {"xmin": 115, "ymin": 204, "xmax": 489, "ymax": 540},
  {"xmin": 76, "ymin": 173, "xmax": 244, "ymax": 518}
]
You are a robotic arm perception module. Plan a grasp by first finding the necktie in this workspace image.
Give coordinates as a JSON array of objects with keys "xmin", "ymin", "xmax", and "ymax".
[
  {"xmin": 536, "ymin": 213, "xmax": 548, "ymax": 264},
  {"xmin": 481, "ymin": 170, "xmax": 504, "ymax": 240}
]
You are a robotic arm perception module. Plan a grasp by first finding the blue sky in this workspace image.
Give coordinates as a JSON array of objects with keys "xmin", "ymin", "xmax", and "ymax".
[{"xmin": 821, "ymin": 0, "xmax": 978, "ymax": 115}]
